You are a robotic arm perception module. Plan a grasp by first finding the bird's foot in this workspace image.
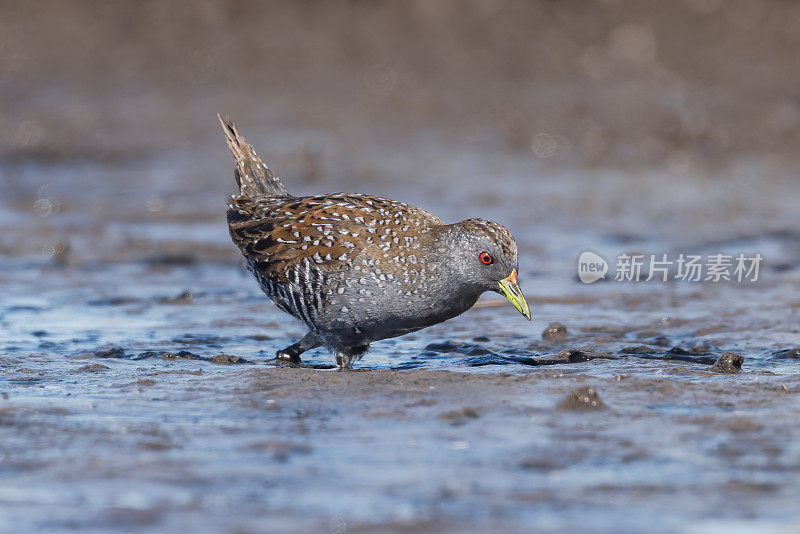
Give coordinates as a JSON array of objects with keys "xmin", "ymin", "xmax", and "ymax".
[
  {"xmin": 334, "ymin": 345, "xmax": 368, "ymax": 370},
  {"xmin": 335, "ymin": 353, "xmax": 353, "ymax": 370},
  {"xmin": 274, "ymin": 333, "xmax": 320, "ymax": 367},
  {"xmin": 275, "ymin": 348, "xmax": 302, "ymax": 365}
]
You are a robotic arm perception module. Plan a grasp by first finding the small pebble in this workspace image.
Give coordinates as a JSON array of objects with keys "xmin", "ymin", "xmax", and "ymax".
[
  {"xmin": 73, "ymin": 364, "xmax": 110, "ymax": 373},
  {"xmin": 210, "ymin": 354, "xmax": 246, "ymax": 364},
  {"xmin": 160, "ymin": 351, "xmax": 201, "ymax": 360},
  {"xmin": 709, "ymin": 352, "xmax": 744, "ymax": 374},
  {"xmin": 438, "ymin": 407, "xmax": 480, "ymax": 426},
  {"xmin": 52, "ymin": 241, "xmax": 71, "ymax": 267},
  {"xmin": 162, "ymin": 290, "xmax": 193, "ymax": 304},
  {"xmin": 95, "ymin": 347, "xmax": 126, "ymax": 359},
  {"xmin": 557, "ymin": 386, "xmax": 606, "ymax": 411},
  {"xmin": 773, "ymin": 347, "xmax": 800, "ymax": 359},
  {"xmin": 554, "ymin": 349, "xmax": 591, "ymax": 363},
  {"xmin": 542, "ymin": 322, "xmax": 568, "ymax": 342}
]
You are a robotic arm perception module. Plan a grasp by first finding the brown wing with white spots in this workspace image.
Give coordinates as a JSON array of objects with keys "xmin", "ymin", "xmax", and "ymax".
[{"xmin": 228, "ymin": 193, "xmax": 438, "ymax": 281}]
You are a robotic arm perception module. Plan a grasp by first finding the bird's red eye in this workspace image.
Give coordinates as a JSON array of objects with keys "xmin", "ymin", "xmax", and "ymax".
[{"xmin": 480, "ymin": 252, "xmax": 493, "ymax": 265}]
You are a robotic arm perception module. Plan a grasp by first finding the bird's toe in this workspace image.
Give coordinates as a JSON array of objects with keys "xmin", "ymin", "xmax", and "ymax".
[{"xmin": 276, "ymin": 349, "xmax": 302, "ymax": 364}]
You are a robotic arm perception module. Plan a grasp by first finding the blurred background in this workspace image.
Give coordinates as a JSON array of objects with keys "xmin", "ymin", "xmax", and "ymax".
[{"xmin": 2, "ymin": 0, "xmax": 799, "ymax": 263}]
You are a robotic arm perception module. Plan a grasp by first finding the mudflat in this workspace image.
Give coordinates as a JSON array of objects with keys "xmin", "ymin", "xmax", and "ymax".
[{"xmin": 2, "ymin": 1, "xmax": 799, "ymax": 532}]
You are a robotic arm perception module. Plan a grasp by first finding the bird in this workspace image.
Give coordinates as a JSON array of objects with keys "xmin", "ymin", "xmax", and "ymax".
[{"xmin": 218, "ymin": 115, "xmax": 531, "ymax": 369}]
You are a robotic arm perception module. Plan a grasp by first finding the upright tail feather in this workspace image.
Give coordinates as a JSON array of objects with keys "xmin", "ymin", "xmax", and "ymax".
[{"xmin": 218, "ymin": 114, "xmax": 289, "ymax": 197}]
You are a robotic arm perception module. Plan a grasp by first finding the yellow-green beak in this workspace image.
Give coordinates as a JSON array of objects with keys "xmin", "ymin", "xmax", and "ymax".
[{"xmin": 498, "ymin": 269, "xmax": 531, "ymax": 321}]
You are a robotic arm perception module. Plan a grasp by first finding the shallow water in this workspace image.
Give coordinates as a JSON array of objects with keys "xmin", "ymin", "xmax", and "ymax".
[{"xmin": 2, "ymin": 150, "xmax": 797, "ymax": 374}]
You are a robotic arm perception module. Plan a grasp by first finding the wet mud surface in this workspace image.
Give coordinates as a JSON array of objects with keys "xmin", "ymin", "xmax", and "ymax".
[
  {"xmin": 2, "ymin": 1, "xmax": 800, "ymax": 532},
  {"xmin": 2, "ymin": 360, "xmax": 800, "ymax": 533}
]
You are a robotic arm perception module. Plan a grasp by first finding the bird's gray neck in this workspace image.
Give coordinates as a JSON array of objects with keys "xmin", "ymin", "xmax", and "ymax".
[{"xmin": 425, "ymin": 225, "xmax": 485, "ymax": 314}]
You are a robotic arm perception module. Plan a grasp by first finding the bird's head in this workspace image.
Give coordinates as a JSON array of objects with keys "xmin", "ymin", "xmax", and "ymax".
[{"xmin": 438, "ymin": 218, "xmax": 531, "ymax": 321}]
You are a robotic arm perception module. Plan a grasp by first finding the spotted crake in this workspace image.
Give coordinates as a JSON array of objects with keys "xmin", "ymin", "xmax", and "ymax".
[{"xmin": 219, "ymin": 115, "xmax": 531, "ymax": 369}]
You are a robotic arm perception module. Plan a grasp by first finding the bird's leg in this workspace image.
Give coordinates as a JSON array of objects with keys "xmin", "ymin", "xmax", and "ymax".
[
  {"xmin": 335, "ymin": 352, "xmax": 354, "ymax": 370},
  {"xmin": 334, "ymin": 345, "xmax": 368, "ymax": 370},
  {"xmin": 276, "ymin": 332, "xmax": 320, "ymax": 364}
]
